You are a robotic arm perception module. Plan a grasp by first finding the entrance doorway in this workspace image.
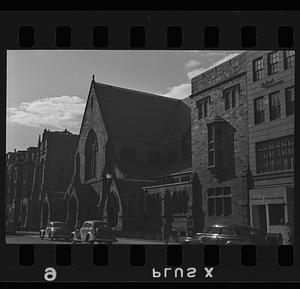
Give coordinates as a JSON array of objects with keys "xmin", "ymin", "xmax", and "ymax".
[
  {"xmin": 106, "ymin": 192, "xmax": 119, "ymax": 227},
  {"xmin": 252, "ymin": 205, "xmax": 267, "ymax": 233}
]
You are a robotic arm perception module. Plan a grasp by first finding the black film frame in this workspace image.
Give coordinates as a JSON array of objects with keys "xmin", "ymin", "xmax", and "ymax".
[{"xmin": 0, "ymin": 10, "xmax": 298, "ymax": 282}]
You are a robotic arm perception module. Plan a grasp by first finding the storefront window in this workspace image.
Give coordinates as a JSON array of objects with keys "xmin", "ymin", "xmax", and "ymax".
[{"xmin": 269, "ymin": 204, "xmax": 285, "ymax": 225}]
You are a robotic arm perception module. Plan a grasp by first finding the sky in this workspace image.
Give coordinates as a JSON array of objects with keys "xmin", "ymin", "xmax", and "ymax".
[{"xmin": 6, "ymin": 50, "xmax": 243, "ymax": 152}]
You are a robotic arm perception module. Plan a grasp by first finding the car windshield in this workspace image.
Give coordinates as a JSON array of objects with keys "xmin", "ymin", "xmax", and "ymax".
[{"xmin": 207, "ymin": 227, "xmax": 220, "ymax": 234}]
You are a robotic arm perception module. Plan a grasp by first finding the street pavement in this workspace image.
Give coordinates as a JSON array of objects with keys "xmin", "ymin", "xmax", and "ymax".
[{"xmin": 5, "ymin": 231, "xmax": 179, "ymax": 245}]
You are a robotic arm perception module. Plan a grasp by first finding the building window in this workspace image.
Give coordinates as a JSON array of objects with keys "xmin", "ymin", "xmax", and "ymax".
[
  {"xmin": 207, "ymin": 123, "xmax": 224, "ymax": 167},
  {"xmin": 207, "ymin": 187, "xmax": 232, "ymax": 217},
  {"xmin": 256, "ymin": 135, "xmax": 294, "ymax": 173},
  {"xmin": 208, "ymin": 126, "xmax": 215, "ymax": 166},
  {"xmin": 284, "ymin": 50, "xmax": 295, "ymax": 69},
  {"xmin": 253, "ymin": 57, "xmax": 264, "ymax": 81},
  {"xmin": 285, "ymin": 86, "xmax": 295, "ymax": 116},
  {"xmin": 223, "ymin": 84, "xmax": 239, "ymax": 110},
  {"xmin": 254, "ymin": 96, "xmax": 265, "ymax": 124},
  {"xmin": 91, "ymin": 96, "xmax": 94, "ymax": 111},
  {"xmin": 269, "ymin": 204, "xmax": 285, "ymax": 225},
  {"xmin": 85, "ymin": 129, "xmax": 98, "ymax": 180},
  {"xmin": 269, "ymin": 91, "xmax": 281, "ymax": 121},
  {"xmin": 121, "ymin": 146, "xmax": 136, "ymax": 161},
  {"xmin": 268, "ymin": 51, "xmax": 280, "ymax": 75},
  {"xmin": 197, "ymin": 97, "xmax": 209, "ymax": 120}
]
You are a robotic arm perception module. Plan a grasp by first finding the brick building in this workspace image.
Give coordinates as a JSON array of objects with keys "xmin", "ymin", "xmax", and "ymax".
[
  {"xmin": 246, "ymin": 51, "xmax": 295, "ymax": 244},
  {"xmin": 6, "ymin": 130, "xmax": 80, "ymax": 231},
  {"xmin": 64, "ymin": 78, "xmax": 196, "ymax": 239},
  {"xmin": 29, "ymin": 129, "xmax": 79, "ymax": 230},
  {"xmin": 6, "ymin": 147, "xmax": 38, "ymax": 229},
  {"xmin": 190, "ymin": 52, "xmax": 250, "ymax": 229}
]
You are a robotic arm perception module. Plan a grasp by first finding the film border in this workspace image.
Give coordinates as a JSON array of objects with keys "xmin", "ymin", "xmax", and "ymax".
[{"xmin": 0, "ymin": 10, "xmax": 298, "ymax": 282}]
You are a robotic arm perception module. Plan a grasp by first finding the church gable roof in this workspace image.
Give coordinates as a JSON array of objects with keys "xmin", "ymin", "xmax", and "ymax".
[{"xmin": 93, "ymin": 81, "xmax": 190, "ymax": 144}]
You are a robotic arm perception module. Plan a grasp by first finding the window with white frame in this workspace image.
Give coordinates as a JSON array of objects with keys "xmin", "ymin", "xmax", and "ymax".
[
  {"xmin": 268, "ymin": 51, "xmax": 280, "ymax": 75},
  {"xmin": 284, "ymin": 50, "xmax": 295, "ymax": 69}
]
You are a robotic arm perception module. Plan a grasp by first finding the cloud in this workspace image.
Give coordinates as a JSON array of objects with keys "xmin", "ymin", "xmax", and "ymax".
[
  {"xmin": 160, "ymin": 83, "xmax": 191, "ymax": 99},
  {"xmin": 186, "ymin": 52, "xmax": 241, "ymax": 80},
  {"xmin": 7, "ymin": 95, "xmax": 85, "ymax": 133},
  {"xmin": 185, "ymin": 60, "xmax": 201, "ymax": 70}
]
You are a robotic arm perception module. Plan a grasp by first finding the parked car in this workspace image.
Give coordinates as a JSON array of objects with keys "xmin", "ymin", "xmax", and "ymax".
[
  {"xmin": 71, "ymin": 220, "xmax": 117, "ymax": 244},
  {"xmin": 180, "ymin": 223, "xmax": 272, "ymax": 245},
  {"xmin": 40, "ymin": 221, "xmax": 73, "ymax": 241},
  {"xmin": 6, "ymin": 221, "xmax": 16, "ymax": 234}
]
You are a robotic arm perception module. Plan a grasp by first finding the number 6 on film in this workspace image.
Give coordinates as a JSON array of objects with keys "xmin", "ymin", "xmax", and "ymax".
[{"xmin": 44, "ymin": 267, "xmax": 57, "ymax": 281}]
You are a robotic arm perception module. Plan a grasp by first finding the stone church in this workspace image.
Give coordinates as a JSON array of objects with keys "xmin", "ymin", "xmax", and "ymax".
[{"xmin": 64, "ymin": 77, "xmax": 200, "ymax": 239}]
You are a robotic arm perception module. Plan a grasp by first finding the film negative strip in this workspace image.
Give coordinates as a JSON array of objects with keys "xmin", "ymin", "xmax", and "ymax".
[{"xmin": 0, "ymin": 10, "xmax": 298, "ymax": 282}]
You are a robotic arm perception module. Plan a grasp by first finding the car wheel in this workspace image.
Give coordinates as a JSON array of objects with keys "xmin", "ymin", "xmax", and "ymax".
[
  {"xmin": 86, "ymin": 234, "xmax": 94, "ymax": 244},
  {"xmin": 70, "ymin": 234, "xmax": 76, "ymax": 244},
  {"xmin": 49, "ymin": 233, "xmax": 54, "ymax": 241}
]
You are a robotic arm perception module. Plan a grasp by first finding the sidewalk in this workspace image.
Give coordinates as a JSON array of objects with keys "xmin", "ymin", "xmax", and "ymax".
[
  {"xmin": 117, "ymin": 237, "xmax": 179, "ymax": 245},
  {"xmin": 15, "ymin": 230, "xmax": 40, "ymax": 236}
]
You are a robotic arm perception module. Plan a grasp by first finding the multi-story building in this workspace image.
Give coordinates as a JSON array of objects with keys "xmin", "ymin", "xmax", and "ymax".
[
  {"xmin": 246, "ymin": 51, "xmax": 295, "ymax": 244},
  {"xmin": 6, "ymin": 130, "xmax": 78, "ymax": 230},
  {"xmin": 30, "ymin": 129, "xmax": 79, "ymax": 229},
  {"xmin": 6, "ymin": 147, "xmax": 38, "ymax": 229},
  {"xmin": 190, "ymin": 52, "xmax": 250, "ymax": 229}
]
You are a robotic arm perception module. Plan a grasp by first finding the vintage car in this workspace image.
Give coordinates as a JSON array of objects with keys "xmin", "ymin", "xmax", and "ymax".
[
  {"xmin": 6, "ymin": 221, "xmax": 16, "ymax": 234},
  {"xmin": 40, "ymin": 221, "xmax": 73, "ymax": 241},
  {"xmin": 180, "ymin": 223, "xmax": 272, "ymax": 245},
  {"xmin": 71, "ymin": 220, "xmax": 117, "ymax": 244}
]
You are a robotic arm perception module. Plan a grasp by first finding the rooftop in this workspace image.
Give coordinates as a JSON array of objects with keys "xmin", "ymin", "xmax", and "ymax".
[{"xmin": 94, "ymin": 81, "xmax": 191, "ymax": 145}]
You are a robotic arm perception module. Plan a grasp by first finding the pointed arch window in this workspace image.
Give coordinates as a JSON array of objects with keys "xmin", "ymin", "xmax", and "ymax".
[{"xmin": 85, "ymin": 129, "xmax": 98, "ymax": 181}]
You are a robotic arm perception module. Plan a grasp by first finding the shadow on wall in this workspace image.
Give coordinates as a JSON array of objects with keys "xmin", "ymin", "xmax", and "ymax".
[
  {"xmin": 208, "ymin": 121, "xmax": 237, "ymax": 182},
  {"xmin": 222, "ymin": 121, "xmax": 236, "ymax": 181}
]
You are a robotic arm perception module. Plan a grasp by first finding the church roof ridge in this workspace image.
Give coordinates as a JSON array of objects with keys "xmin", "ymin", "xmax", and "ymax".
[{"xmin": 94, "ymin": 81, "xmax": 181, "ymax": 103}]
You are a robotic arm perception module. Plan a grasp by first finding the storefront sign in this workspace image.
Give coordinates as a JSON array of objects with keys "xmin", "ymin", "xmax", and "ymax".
[{"xmin": 250, "ymin": 190, "xmax": 286, "ymax": 205}]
